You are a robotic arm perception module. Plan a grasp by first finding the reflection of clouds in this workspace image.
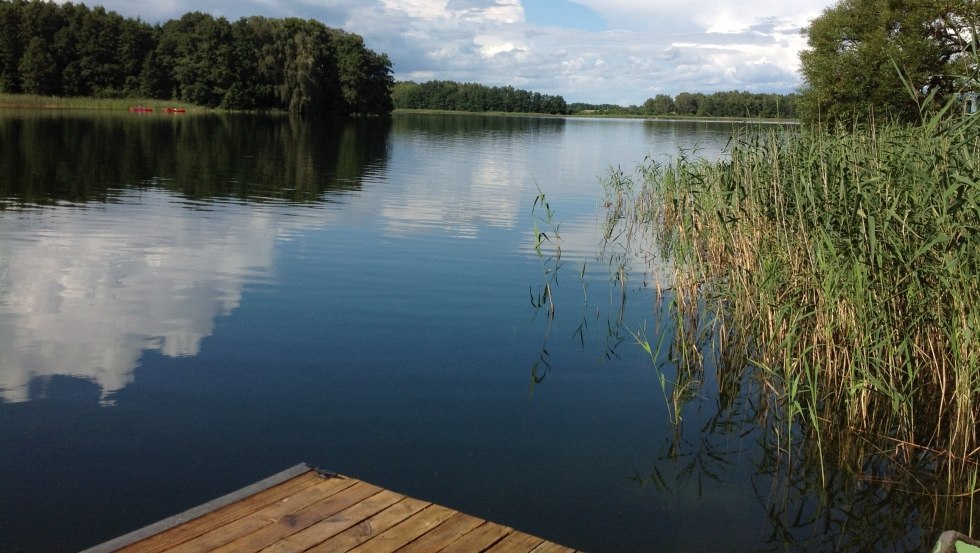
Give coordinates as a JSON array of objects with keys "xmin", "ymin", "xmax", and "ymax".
[
  {"xmin": 375, "ymin": 119, "xmax": 734, "ymax": 242},
  {"xmin": 0, "ymin": 191, "xmax": 320, "ymax": 405},
  {"xmin": 378, "ymin": 132, "xmax": 530, "ymax": 238}
]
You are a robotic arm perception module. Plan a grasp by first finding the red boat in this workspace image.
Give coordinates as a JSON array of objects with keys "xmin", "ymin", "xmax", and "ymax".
[
  {"xmin": 165, "ymin": 107, "xmax": 186, "ymax": 113},
  {"xmin": 129, "ymin": 106, "xmax": 153, "ymax": 113}
]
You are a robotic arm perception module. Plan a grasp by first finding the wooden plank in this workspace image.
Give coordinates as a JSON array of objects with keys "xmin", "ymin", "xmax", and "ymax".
[
  {"xmin": 119, "ymin": 470, "xmax": 323, "ymax": 553},
  {"xmin": 165, "ymin": 476, "xmax": 357, "ymax": 553},
  {"xmin": 486, "ymin": 531, "xmax": 547, "ymax": 553},
  {"xmin": 529, "ymin": 542, "xmax": 579, "ymax": 553},
  {"xmin": 210, "ymin": 481, "xmax": 384, "ymax": 553},
  {"xmin": 88, "ymin": 466, "xmax": 581, "ymax": 553},
  {"xmin": 394, "ymin": 511, "xmax": 485, "ymax": 553},
  {"xmin": 303, "ymin": 497, "xmax": 430, "ymax": 553},
  {"xmin": 259, "ymin": 490, "xmax": 405, "ymax": 553},
  {"xmin": 345, "ymin": 504, "xmax": 457, "ymax": 553},
  {"xmin": 437, "ymin": 521, "xmax": 514, "ymax": 553}
]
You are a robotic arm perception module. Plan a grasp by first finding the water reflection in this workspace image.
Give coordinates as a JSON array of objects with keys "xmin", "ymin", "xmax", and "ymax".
[
  {"xmin": 0, "ymin": 111, "xmax": 391, "ymax": 206},
  {"xmin": 1, "ymin": 113, "xmax": 765, "ymax": 553},
  {"xmin": 0, "ymin": 194, "xmax": 310, "ymax": 404},
  {"xmin": 382, "ymin": 115, "xmax": 566, "ymax": 238},
  {"xmin": 641, "ymin": 119, "xmax": 736, "ymax": 160},
  {"xmin": 0, "ymin": 112, "xmax": 392, "ymax": 404}
]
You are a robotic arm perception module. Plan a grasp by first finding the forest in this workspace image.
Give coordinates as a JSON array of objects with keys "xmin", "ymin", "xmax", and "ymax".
[
  {"xmin": 391, "ymin": 81, "xmax": 796, "ymax": 119},
  {"xmin": 392, "ymin": 80, "xmax": 569, "ymax": 115},
  {"xmin": 0, "ymin": 0, "xmax": 394, "ymax": 115},
  {"xmin": 571, "ymin": 90, "xmax": 798, "ymax": 119}
]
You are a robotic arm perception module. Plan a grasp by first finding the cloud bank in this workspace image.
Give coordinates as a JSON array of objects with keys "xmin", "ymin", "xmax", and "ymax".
[
  {"xmin": 61, "ymin": 0, "xmax": 833, "ymax": 105},
  {"xmin": 65, "ymin": 1, "xmax": 831, "ymax": 106}
]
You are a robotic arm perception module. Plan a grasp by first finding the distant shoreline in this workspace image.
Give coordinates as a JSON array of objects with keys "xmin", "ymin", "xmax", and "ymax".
[
  {"xmin": 567, "ymin": 114, "xmax": 798, "ymax": 124},
  {"xmin": 0, "ymin": 95, "xmax": 798, "ymax": 124},
  {"xmin": 394, "ymin": 108, "xmax": 799, "ymax": 123}
]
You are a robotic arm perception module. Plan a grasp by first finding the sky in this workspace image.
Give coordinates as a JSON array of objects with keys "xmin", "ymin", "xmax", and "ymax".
[{"xmin": 71, "ymin": 0, "xmax": 836, "ymax": 105}]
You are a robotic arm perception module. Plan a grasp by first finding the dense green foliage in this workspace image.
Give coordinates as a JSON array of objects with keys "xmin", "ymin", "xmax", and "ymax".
[
  {"xmin": 570, "ymin": 90, "xmax": 798, "ymax": 119},
  {"xmin": 799, "ymin": 0, "xmax": 979, "ymax": 124},
  {"xmin": 0, "ymin": 0, "xmax": 394, "ymax": 115},
  {"xmin": 392, "ymin": 80, "xmax": 568, "ymax": 114}
]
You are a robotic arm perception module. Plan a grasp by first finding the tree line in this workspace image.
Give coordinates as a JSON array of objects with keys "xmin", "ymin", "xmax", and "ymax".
[
  {"xmin": 392, "ymin": 80, "xmax": 569, "ymax": 114},
  {"xmin": 570, "ymin": 90, "xmax": 798, "ymax": 119},
  {"xmin": 0, "ymin": 0, "xmax": 394, "ymax": 115}
]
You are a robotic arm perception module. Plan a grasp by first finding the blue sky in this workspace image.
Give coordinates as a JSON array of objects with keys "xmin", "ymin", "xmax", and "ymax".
[
  {"xmin": 65, "ymin": 0, "xmax": 836, "ymax": 104},
  {"xmin": 523, "ymin": 0, "xmax": 606, "ymax": 32}
]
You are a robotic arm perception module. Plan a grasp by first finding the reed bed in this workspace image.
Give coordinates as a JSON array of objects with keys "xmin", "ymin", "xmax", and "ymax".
[{"xmin": 604, "ymin": 106, "xmax": 979, "ymax": 519}]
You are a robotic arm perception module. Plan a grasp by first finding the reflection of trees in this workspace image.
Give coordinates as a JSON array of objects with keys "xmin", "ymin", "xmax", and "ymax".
[{"xmin": 0, "ymin": 112, "xmax": 392, "ymax": 207}]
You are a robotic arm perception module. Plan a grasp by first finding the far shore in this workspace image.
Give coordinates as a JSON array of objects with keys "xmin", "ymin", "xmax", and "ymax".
[
  {"xmin": 395, "ymin": 108, "xmax": 798, "ymax": 123},
  {"xmin": 0, "ymin": 94, "xmax": 798, "ymax": 123}
]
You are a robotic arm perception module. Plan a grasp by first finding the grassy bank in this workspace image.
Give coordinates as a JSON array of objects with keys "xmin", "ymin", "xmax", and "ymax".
[
  {"xmin": 604, "ymin": 107, "xmax": 979, "ymax": 520},
  {"xmin": 0, "ymin": 93, "xmax": 206, "ymax": 111}
]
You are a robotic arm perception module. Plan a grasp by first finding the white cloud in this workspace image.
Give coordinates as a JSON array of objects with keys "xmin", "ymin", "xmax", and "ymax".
[
  {"xmin": 378, "ymin": 0, "xmax": 523, "ymax": 22},
  {"xmin": 475, "ymin": 37, "xmax": 526, "ymax": 58},
  {"xmin": 380, "ymin": 0, "xmax": 450, "ymax": 19},
  {"xmin": 568, "ymin": 0, "xmax": 825, "ymax": 33},
  {"xmin": 475, "ymin": 0, "xmax": 524, "ymax": 23},
  {"xmin": 55, "ymin": 0, "xmax": 836, "ymax": 104}
]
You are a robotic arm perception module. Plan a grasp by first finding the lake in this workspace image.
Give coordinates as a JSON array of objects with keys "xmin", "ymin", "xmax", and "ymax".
[{"xmin": 0, "ymin": 111, "xmax": 937, "ymax": 552}]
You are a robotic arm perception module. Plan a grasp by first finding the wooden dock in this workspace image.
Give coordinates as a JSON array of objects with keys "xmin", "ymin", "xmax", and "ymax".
[{"xmin": 84, "ymin": 464, "xmax": 580, "ymax": 553}]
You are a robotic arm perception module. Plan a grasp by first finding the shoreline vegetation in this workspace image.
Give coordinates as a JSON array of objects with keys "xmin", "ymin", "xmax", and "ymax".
[
  {"xmin": 602, "ymin": 98, "xmax": 979, "ymax": 534},
  {"xmin": 393, "ymin": 107, "xmax": 797, "ymax": 124},
  {"xmin": 0, "ymin": 1, "xmax": 393, "ymax": 116},
  {"xmin": 0, "ymin": 94, "xmax": 799, "ymax": 124},
  {"xmin": 0, "ymin": 93, "xmax": 211, "ymax": 111},
  {"xmin": 391, "ymin": 79, "xmax": 800, "ymax": 120}
]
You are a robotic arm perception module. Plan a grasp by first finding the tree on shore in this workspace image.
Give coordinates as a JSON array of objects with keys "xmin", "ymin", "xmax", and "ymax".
[
  {"xmin": 642, "ymin": 94, "xmax": 674, "ymax": 115},
  {"xmin": 18, "ymin": 36, "xmax": 57, "ymax": 94},
  {"xmin": 798, "ymin": 0, "xmax": 979, "ymax": 124},
  {"xmin": 0, "ymin": 0, "xmax": 395, "ymax": 115}
]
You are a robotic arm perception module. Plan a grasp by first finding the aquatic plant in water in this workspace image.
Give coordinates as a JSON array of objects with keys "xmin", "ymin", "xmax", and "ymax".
[{"xmin": 602, "ymin": 97, "xmax": 980, "ymax": 547}]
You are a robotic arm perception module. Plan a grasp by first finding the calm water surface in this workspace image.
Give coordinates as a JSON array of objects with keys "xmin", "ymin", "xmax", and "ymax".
[{"xmin": 0, "ymin": 112, "xmax": 923, "ymax": 552}]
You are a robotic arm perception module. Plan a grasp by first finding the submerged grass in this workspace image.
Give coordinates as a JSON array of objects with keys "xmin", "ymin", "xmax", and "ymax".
[{"xmin": 604, "ymin": 102, "xmax": 980, "ymax": 527}]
